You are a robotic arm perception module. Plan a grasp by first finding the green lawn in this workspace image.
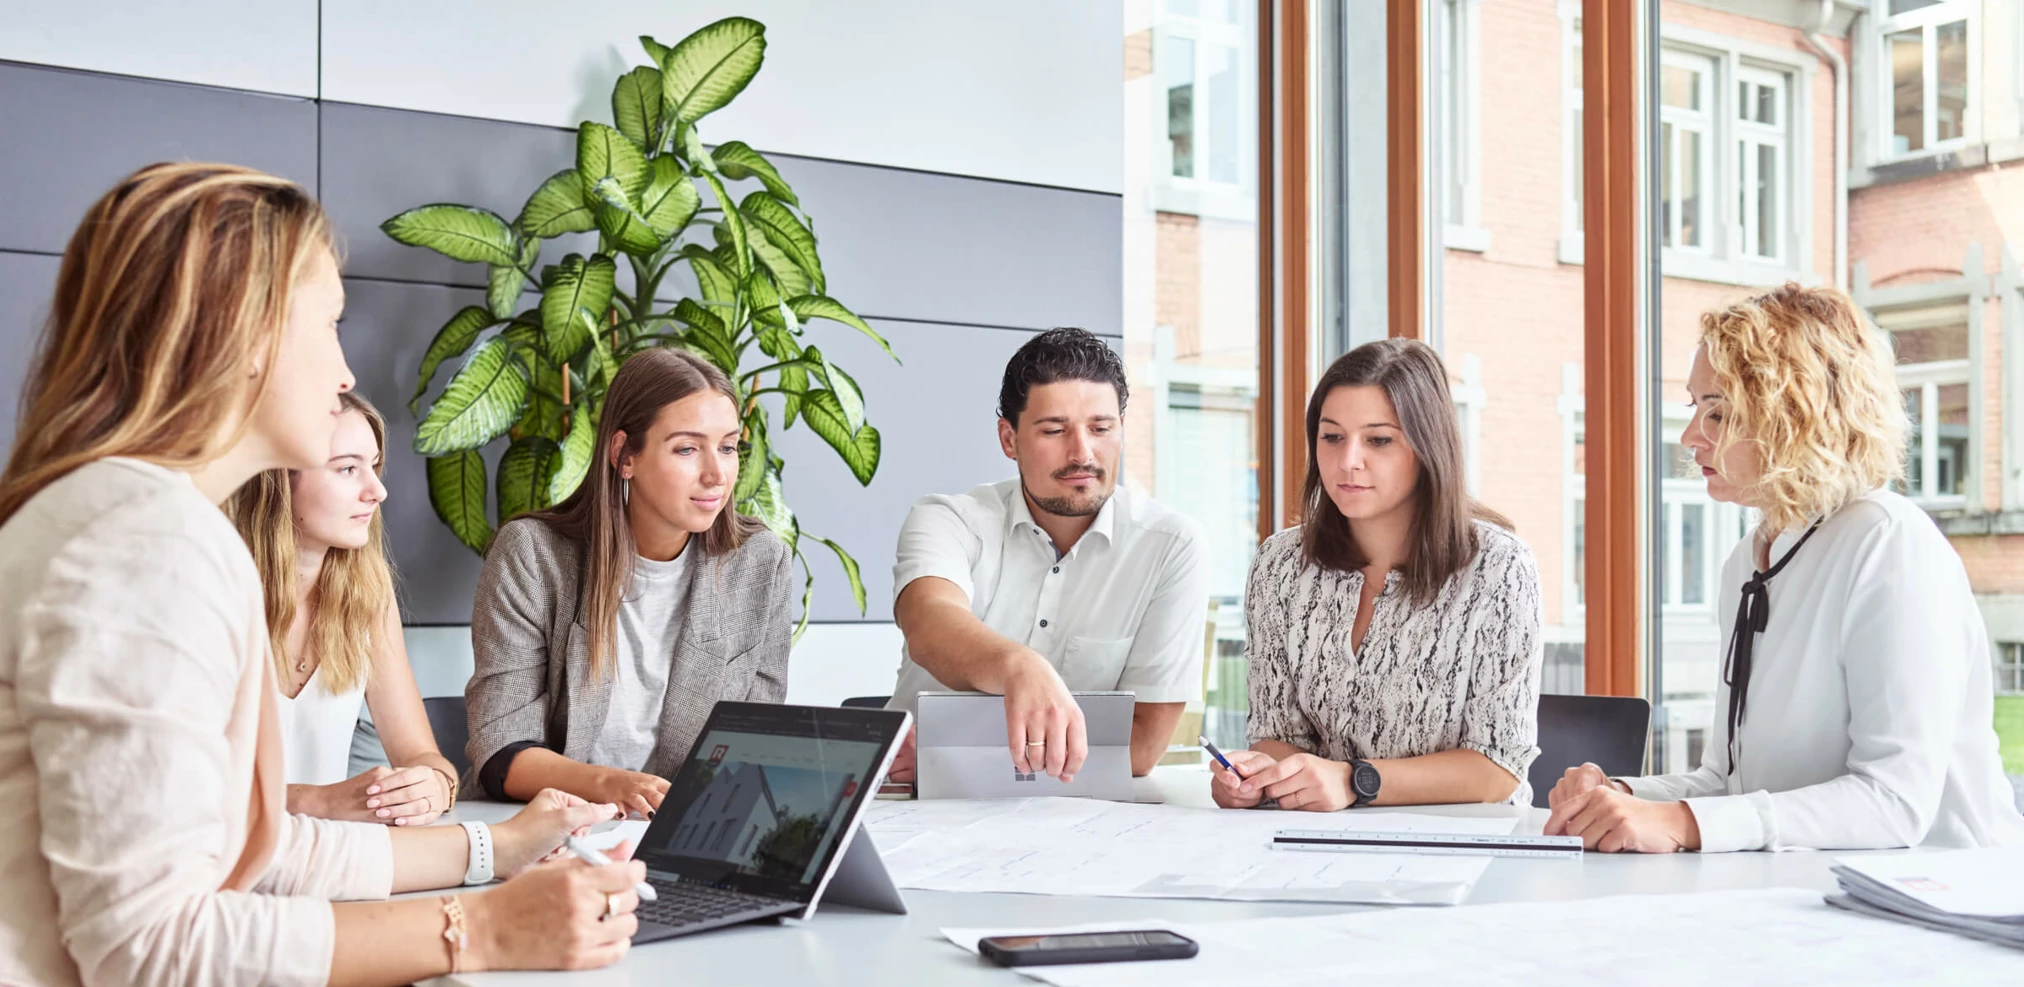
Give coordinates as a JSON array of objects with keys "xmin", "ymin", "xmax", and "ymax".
[{"xmin": 1998, "ymin": 695, "xmax": 2024, "ymax": 776}]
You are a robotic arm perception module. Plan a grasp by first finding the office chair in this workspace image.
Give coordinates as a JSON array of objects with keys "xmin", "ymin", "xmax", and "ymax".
[{"xmin": 1527, "ymin": 694, "xmax": 1651, "ymax": 808}]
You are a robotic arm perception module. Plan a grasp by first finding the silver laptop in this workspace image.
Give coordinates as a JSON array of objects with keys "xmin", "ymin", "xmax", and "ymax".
[{"xmin": 915, "ymin": 691, "xmax": 1134, "ymax": 801}]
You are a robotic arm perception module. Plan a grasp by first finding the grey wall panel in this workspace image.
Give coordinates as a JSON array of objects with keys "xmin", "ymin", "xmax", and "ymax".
[
  {"xmin": 0, "ymin": 62, "xmax": 317, "ymax": 255},
  {"xmin": 767, "ymin": 318, "xmax": 1044, "ymax": 623},
  {"xmin": 336, "ymin": 276, "xmax": 496, "ymax": 624},
  {"xmin": 317, "ymin": 99, "xmax": 1120, "ymax": 334},
  {"xmin": 320, "ymin": 102, "xmax": 598, "ymax": 289},
  {"xmin": 0, "ymin": 252, "xmax": 60, "ymax": 450}
]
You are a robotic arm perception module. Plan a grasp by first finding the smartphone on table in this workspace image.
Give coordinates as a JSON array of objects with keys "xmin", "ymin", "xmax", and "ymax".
[{"xmin": 978, "ymin": 930, "xmax": 1199, "ymax": 967}]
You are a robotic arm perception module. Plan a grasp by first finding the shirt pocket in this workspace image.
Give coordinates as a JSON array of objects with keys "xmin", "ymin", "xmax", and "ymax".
[{"xmin": 1059, "ymin": 635, "xmax": 1134, "ymax": 690}]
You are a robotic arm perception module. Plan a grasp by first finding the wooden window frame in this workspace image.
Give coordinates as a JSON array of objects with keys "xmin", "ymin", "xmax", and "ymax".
[{"xmin": 1258, "ymin": 0, "xmax": 1646, "ymax": 696}]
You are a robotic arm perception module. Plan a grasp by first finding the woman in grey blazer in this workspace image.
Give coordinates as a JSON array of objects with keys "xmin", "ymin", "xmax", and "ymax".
[{"xmin": 466, "ymin": 348, "xmax": 793, "ymax": 817}]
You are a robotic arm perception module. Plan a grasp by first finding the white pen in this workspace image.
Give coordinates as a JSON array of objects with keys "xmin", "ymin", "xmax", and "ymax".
[{"xmin": 564, "ymin": 835, "xmax": 658, "ymax": 902}]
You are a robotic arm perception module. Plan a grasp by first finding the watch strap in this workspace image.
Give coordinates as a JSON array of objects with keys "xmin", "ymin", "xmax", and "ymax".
[{"xmin": 459, "ymin": 820, "xmax": 494, "ymax": 885}]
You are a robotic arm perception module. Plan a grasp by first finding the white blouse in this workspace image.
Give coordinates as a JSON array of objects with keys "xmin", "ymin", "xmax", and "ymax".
[
  {"xmin": 278, "ymin": 672, "xmax": 367, "ymax": 786},
  {"xmin": 1623, "ymin": 489, "xmax": 2024, "ymax": 852}
]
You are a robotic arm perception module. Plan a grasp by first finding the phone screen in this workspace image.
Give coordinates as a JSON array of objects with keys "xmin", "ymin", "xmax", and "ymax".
[{"xmin": 986, "ymin": 931, "xmax": 1192, "ymax": 952}]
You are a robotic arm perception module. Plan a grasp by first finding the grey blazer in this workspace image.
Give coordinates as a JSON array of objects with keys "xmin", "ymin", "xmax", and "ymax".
[{"xmin": 464, "ymin": 517, "xmax": 793, "ymax": 795}]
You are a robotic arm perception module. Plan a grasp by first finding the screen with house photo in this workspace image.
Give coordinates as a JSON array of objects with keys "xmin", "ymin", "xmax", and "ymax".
[{"xmin": 643, "ymin": 712, "xmax": 890, "ymax": 890}]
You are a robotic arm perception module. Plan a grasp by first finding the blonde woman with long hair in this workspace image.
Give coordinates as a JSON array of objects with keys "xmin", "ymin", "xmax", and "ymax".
[
  {"xmin": 1545, "ymin": 284, "xmax": 2024, "ymax": 854},
  {"xmin": 230, "ymin": 392, "xmax": 459, "ymax": 826},
  {"xmin": 0, "ymin": 163, "xmax": 646, "ymax": 987}
]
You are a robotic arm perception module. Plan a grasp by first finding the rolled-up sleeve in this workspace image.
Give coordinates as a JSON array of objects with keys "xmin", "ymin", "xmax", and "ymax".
[
  {"xmin": 1116, "ymin": 521, "xmax": 1211, "ymax": 705},
  {"xmin": 256, "ymin": 814, "xmax": 393, "ymax": 902},
  {"xmin": 466, "ymin": 520, "xmax": 561, "ymax": 796},
  {"xmin": 891, "ymin": 497, "xmax": 981, "ymax": 605},
  {"xmin": 1458, "ymin": 540, "xmax": 1544, "ymax": 790},
  {"xmin": 1244, "ymin": 538, "xmax": 1319, "ymax": 751},
  {"xmin": 18, "ymin": 532, "xmax": 336, "ymax": 987}
]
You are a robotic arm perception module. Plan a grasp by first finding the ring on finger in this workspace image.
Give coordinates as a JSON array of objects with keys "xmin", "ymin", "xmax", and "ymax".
[
  {"xmin": 1289, "ymin": 791, "xmax": 1302, "ymax": 808},
  {"xmin": 602, "ymin": 892, "xmax": 622, "ymax": 922},
  {"xmin": 1025, "ymin": 741, "xmax": 1047, "ymax": 747}
]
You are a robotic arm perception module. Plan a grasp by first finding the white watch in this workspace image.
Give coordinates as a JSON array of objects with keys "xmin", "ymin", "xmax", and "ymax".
[{"xmin": 459, "ymin": 820, "xmax": 495, "ymax": 885}]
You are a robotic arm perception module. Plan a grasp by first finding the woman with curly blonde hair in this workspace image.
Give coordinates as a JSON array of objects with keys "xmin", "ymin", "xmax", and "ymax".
[{"xmin": 1544, "ymin": 283, "xmax": 2024, "ymax": 854}]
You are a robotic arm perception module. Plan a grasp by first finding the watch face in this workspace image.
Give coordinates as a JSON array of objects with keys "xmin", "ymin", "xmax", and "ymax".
[{"xmin": 1352, "ymin": 761, "xmax": 1382, "ymax": 797}]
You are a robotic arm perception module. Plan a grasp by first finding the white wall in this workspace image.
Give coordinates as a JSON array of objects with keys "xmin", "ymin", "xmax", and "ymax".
[
  {"xmin": 0, "ymin": 0, "xmax": 319, "ymax": 96},
  {"xmin": 320, "ymin": 0, "xmax": 1123, "ymax": 193}
]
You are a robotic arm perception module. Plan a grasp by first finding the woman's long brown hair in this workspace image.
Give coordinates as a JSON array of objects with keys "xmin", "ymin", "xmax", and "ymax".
[
  {"xmin": 228, "ymin": 392, "xmax": 398, "ymax": 694},
  {"xmin": 0, "ymin": 162, "xmax": 334, "ymax": 524},
  {"xmin": 517, "ymin": 347, "xmax": 762, "ymax": 680},
  {"xmin": 1300, "ymin": 338, "xmax": 1512, "ymax": 605}
]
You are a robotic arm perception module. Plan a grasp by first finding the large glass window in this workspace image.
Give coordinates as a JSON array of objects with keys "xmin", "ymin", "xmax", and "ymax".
[
  {"xmin": 1125, "ymin": 0, "xmax": 1258, "ymax": 755},
  {"xmin": 1878, "ymin": 306, "xmax": 1972, "ymax": 507},
  {"xmin": 1879, "ymin": 0, "xmax": 1975, "ymax": 159}
]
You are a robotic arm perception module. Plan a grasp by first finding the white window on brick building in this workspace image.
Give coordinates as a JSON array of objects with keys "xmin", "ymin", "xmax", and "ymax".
[
  {"xmin": 1437, "ymin": 0, "xmax": 1489, "ymax": 252},
  {"xmin": 1878, "ymin": 303, "xmax": 1973, "ymax": 507},
  {"xmin": 1878, "ymin": 0, "xmax": 1976, "ymax": 161},
  {"xmin": 1998, "ymin": 642, "xmax": 2024, "ymax": 696},
  {"xmin": 1735, "ymin": 66, "xmax": 1788, "ymax": 264},
  {"xmin": 1152, "ymin": 0, "xmax": 1251, "ymax": 219},
  {"xmin": 1660, "ymin": 50, "xmax": 1716, "ymax": 252}
]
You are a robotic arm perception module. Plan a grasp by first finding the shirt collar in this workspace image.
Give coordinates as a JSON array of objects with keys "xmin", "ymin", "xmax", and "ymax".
[{"xmin": 1006, "ymin": 484, "xmax": 1122, "ymax": 558}]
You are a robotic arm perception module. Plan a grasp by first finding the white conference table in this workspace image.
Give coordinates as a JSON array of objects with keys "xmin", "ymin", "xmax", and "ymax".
[{"xmin": 428, "ymin": 764, "xmax": 1910, "ymax": 986}]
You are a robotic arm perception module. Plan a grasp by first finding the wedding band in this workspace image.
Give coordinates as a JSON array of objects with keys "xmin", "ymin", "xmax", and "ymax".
[
  {"xmin": 1025, "ymin": 741, "xmax": 1047, "ymax": 747},
  {"xmin": 1289, "ymin": 791, "xmax": 1302, "ymax": 808},
  {"xmin": 603, "ymin": 892, "xmax": 622, "ymax": 921}
]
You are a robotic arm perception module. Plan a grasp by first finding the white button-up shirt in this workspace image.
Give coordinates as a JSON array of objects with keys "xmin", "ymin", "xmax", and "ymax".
[
  {"xmin": 1623, "ymin": 489, "xmax": 2024, "ymax": 852},
  {"xmin": 887, "ymin": 478, "xmax": 1210, "ymax": 712}
]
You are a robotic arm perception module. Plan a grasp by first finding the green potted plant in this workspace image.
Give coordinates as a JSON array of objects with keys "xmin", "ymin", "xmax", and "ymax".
[{"xmin": 383, "ymin": 16, "xmax": 891, "ymax": 635}]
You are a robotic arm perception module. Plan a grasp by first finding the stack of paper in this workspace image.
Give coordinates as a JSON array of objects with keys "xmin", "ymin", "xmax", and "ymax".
[
  {"xmin": 863, "ymin": 797, "xmax": 1525, "ymax": 905},
  {"xmin": 1829, "ymin": 848, "xmax": 2024, "ymax": 950}
]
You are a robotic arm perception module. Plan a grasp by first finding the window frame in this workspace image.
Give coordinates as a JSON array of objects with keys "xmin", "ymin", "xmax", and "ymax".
[
  {"xmin": 1658, "ymin": 48, "xmax": 1717, "ymax": 254},
  {"xmin": 1734, "ymin": 64, "xmax": 1790, "ymax": 265},
  {"xmin": 1437, "ymin": 0, "xmax": 1490, "ymax": 252},
  {"xmin": 1873, "ymin": 0, "xmax": 1979, "ymax": 164},
  {"xmin": 1151, "ymin": 4, "xmax": 1257, "ymax": 221},
  {"xmin": 1856, "ymin": 248, "xmax": 1992, "ymax": 515}
]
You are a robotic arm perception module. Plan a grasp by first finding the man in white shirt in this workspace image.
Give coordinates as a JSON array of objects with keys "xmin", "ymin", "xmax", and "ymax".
[{"xmin": 885, "ymin": 327, "xmax": 1210, "ymax": 783}]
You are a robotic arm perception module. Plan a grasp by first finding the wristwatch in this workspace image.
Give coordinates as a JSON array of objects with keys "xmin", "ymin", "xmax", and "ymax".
[{"xmin": 1347, "ymin": 758, "xmax": 1381, "ymax": 807}]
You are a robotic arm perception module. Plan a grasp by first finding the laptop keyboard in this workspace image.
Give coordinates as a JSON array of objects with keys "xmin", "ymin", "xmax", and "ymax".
[{"xmin": 637, "ymin": 879, "xmax": 787, "ymax": 927}]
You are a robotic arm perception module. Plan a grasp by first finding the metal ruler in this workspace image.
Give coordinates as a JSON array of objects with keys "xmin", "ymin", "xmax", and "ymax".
[{"xmin": 1273, "ymin": 829, "xmax": 1585, "ymax": 859}]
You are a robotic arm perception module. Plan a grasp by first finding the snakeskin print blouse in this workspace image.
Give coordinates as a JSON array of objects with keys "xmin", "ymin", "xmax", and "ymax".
[{"xmin": 1244, "ymin": 520, "xmax": 1545, "ymax": 802}]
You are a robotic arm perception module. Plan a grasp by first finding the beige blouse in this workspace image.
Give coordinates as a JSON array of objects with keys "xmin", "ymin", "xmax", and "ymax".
[{"xmin": 0, "ymin": 458, "xmax": 393, "ymax": 987}]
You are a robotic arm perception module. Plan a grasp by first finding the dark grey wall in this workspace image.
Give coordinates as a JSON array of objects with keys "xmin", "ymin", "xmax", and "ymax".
[{"xmin": 0, "ymin": 59, "xmax": 1122, "ymax": 626}]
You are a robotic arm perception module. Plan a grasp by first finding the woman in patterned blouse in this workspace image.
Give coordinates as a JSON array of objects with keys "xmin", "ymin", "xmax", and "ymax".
[{"xmin": 1211, "ymin": 339, "xmax": 1545, "ymax": 811}]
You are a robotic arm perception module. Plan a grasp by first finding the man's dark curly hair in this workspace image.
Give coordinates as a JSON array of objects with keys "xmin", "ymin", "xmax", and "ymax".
[{"xmin": 996, "ymin": 327, "xmax": 1128, "ymax": 426}]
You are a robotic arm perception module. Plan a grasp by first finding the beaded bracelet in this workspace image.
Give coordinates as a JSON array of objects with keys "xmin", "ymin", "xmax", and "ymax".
[{"xmin": 440, "ymin": 895, "xmax": 469, "ymax": 974}]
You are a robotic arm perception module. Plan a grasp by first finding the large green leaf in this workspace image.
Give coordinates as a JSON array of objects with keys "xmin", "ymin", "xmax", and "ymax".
[
  {"xmin": 539, "ymin": 253, "xmax": 616, "ymax": 364},
  {"xmin": 740, "ymin": 193, "xmax": 823, "ymax": 295},
  {"xmin": 790, "ymin": 295, "xmax": 897, "ymax": 361},
  {"xmin": 411, "ymin": 306, "xmax": 497, "ymax": 414},
  {"xmin": 682, "ymin": 245, "xmax": 737, "ymax": 307},
  {"xmin": 702, "ymin": 172, "xmax": 749, "ymax": 277},
  {"xmin": 611, "ymin": 65, "xmax": 664, "ymax": 149},
  {"xmin": 683, "ymin": 124, "xmax": 716, "ymax": 173},
  {"xmin": 747, "ymin": 267, "xmax": 785, "ymax": 327},
  {"xmin": 576, "ymin": 121, "xmax": 650, "ymax": 203},
  {"xmin": 744, "ymin": 466, "xmax": 794, "ymax": 537},
  {"xmin": 587, "ymin": 177, "xmax": 664, "ymax": 257},
  {"xmin": 415, "ymin": 338, "xmax": 529, "ymax": 455},
  {"xmin": 735, "ymin": 419, "xmax": 768, "ymax": 503},
  {"xmin": 660, "ymin": 16, "xmax": 767, "ymax": 124},
  {"xmin": 640, "ymin": 35, "xmax": 673, "ymax": 68},
  {"xmin": 712, "ymin": 141, "xmax": 798, "ymax": 207},
  {"xmin": 382, "ymin": 204, "xmax": 519, "ymax": 266},
  {"xmin": 551, "ymin": 402, "xmax": 597, "ymax": 503},
  {"xmin": 750, "ymin": 232, "xmax": 812, "ymax": 299},
  {"xmin": 639, "ymin": 156, "xmax": 701, "ymax": 237},
  {"xmin": 517, "ymin": 170, "xmax": 596, "ymax": 239},
  {"xmin": 815, "ymin": 536, "xmax": 868, "ymax": 615},
  {"xmin": 804, "ymin": 346, "xmax": 864, "ymax": 435},
  {"xmin": 514, "ymin": 349, "xmax": 567, "ymax": 441},
  {"xmin": 779, "ymin": 356, "xmax": 808, "ymax": 428},
  {"xmin": 799, "ymin": 390, "xmax": 880, "ymax": 485},
  {"xmin": 497, "ymin": 436, "xmax": 563, "ymax": 521},
  {"xmin": 674, "ymin": 297, "xmax": 740, "ymax": 372},
  {"xmin": 487, "ymin": 237, "xmax": 539, "ymax": 320},
  {"xmin": 427, "ymin": 450, "xmax": 493, "ymax": 554}
]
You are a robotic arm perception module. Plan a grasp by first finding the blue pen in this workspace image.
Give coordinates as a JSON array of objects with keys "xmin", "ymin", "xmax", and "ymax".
[{"xmin": 1199, "ymin": 736, "xmax": 1248, "ymax": 780}]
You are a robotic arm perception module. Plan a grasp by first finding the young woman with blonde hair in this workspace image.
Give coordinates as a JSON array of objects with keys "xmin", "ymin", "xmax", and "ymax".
[
  {"xmin": 0, "ymin": 163, "xmax": 646, "ymax": 987},
  {"xmin": 230, "ymin": 391, "xmax": 460, "ymax": 826},
  {"xmin": 466, "ymin": 347, "xmax": 794, "ymax": 818},
  {"xmin": 1211, "ymin": 338, "xmax": 1544, "ymax": 812},
  {"xmin": 1546, "ymin": 283, "xmax": 2024, "ymax": 853}
]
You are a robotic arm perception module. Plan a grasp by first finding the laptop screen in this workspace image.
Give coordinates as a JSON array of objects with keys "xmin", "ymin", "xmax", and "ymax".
[{"xmin": 636, "ymin": 702, "xmax": 904, "ymax": 902}]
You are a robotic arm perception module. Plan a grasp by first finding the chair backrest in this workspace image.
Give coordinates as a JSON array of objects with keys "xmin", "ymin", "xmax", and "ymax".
[
  {"xmin": 424, "ymin": 695, "xmax": 472, "ymax": 778},
  {"xmin": 841, "ymin": 695, "xmax": 891, "ymax": 709},
  {"xmin": 1527, "ymin": 694, "xmax": 1651, "ymax": 808}
]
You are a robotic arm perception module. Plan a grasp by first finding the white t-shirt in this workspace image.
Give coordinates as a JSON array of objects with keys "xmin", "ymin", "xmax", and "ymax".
[
  {"xmin": 1624, "ymin": 489, "xmax": 2024, "ymax": 852},
  {"xmin": 587, "ymin": 544, "xmax": 696, "ymax": 769},
  {"xmin": 276, "ymin": 671, "xmax": 367, "ymax": 786},
  {"xmin": 887, "ymin": 479, "xmax": 1211, "ymax": 711}
]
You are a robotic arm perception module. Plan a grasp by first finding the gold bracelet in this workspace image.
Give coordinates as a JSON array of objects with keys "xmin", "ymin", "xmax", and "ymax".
[
  {"xmin": 429, "ymin": 766, "xmax": 458, "ymax": 811},
  {"xmin": 440, "ymin": 895, "xmax": 469, "ymax": 973}
]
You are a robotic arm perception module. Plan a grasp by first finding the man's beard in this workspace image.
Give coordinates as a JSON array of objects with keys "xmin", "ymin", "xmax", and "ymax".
[{"xmin": 1024, "ymin": 465, "xmax": 1112, "ymax": 518}]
